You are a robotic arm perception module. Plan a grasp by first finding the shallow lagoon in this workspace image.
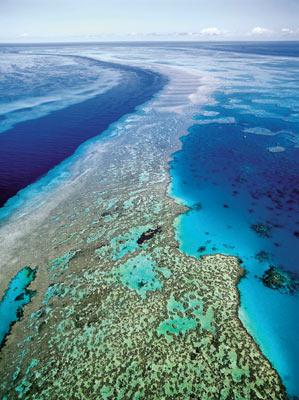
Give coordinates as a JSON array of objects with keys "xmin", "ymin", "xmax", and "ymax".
[
  {"xmin": 171, "ymin": 75, "xmax": 299, "ymax": 395},
  {"xmin": 0, "ymin": 266, "xmax": 36, "ymax": 348}
]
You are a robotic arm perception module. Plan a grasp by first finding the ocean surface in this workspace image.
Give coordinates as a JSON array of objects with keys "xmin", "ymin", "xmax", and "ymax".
[
  {"xmin": 0, "ymin": 48, "xmax": 165, "ymax": 210},
  {"xmin": 169, "ymin": 43, "xmax": 299, "ymax": 396},
  {"xmin": 0, "ymin": 42, "xmax": 298, "ymax": 397}
]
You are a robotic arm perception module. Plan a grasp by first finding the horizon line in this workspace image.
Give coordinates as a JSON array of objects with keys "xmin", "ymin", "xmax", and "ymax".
[{"xmin": 1, "ymin": 39, "xmax": 299, "ymax": 45}]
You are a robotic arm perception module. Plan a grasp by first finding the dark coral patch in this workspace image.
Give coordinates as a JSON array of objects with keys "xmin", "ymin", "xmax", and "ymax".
[
  {"xmin": 251, "ymin": 223, "xmax": 272, "ymax": 238},
  {"xmin": 261, "ymin": 266, "xmax": 298, "ymax": 295},
  {"xmin": 197, "ymin": 246, "xmax": 206, "ymax": 253},
  {"xmin": 255, "ymin": 251, "xmax": 270, "ymax": 263},
  {"xmin": 137, "ymin": 226, "xmax": 162, "ymax": 245}
]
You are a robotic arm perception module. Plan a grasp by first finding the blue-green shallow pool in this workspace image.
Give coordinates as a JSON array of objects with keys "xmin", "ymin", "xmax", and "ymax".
[{"xmin": 0, "ymin": 267, "xmax": 37, "ymax": 348}]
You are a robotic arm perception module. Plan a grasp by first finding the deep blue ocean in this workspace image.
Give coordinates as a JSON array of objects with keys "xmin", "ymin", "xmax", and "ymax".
[
  {"xmin": 0, "ymin": 49, "xmax": 165, "ymax": 209},
  {"xmin": 0, "ymin": 42, "xmax": 298, "ymax": 397}
]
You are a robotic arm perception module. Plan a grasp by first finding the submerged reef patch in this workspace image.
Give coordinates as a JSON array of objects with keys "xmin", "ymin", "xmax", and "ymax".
[
  {"xmin": 255, "ymin": 250, "xmax": 271, "ymax": 263},
  {"xmin": 137, "ymin": 226, "xmax": 162, "ymax": 245},
  {"xmin": 110, "ymin": 225, "xmax": 153, "ymax": 260},
  {"xmin": 113, "ymin": 253, "xmax": 170, "ymax": 299},
  {"xmin": 157, "ymin": 292, "xmax": 215, "ymax": 342},
  {"xmin": 50, "ymin": 249, "xmax": 79, "ymax": 272},
  {"xmin": 261, "ymin": 266, "xmax": 299, "ymax": 295},
  {"xmin": 250, "ymin": 223, "xmax": 272, "ymax": 238}
]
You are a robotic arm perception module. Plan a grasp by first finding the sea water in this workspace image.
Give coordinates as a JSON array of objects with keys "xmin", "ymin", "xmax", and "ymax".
[
  {"xmin": 0, "ymin": 42, "xmax": 298, "ymax": 396},
  {"xmin": 170, "ymin": 45, "xmax": 299, "ymax": 396},
  {"xmin": 0, "ymin": 266, "xmax": 36, "ymax": 348},
  {"xmin": 0, "ymin": 47, "xmax": 165, "ymax": 211}
]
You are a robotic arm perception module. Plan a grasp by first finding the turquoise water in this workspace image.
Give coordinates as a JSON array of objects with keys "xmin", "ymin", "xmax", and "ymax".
[
  {"xmin": 0, "ymin": 267, "xmax": 37, "ymax": 348},
  {"xmin": 114, "ymin": 253, "xmax": 164, "ymax": 299},
  {"xmin": 170, "ymin": 57, "xmax": 299, "ymax": 396}
]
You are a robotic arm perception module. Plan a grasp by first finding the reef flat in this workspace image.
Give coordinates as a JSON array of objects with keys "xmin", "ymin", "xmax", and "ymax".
[{"xmin": 0, "ymin": 49, "xmax": 287, "ymax": 399}]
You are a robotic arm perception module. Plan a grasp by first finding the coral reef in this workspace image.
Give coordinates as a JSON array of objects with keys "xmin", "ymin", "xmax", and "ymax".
[
  {"xmin": 261, "ymin": 266, "xmax": 298, "ymax": 295},
  {"xmin": 251, "ymin": 223, "xmax": 272, "ymax": 238},
  {"xmin": 0, "ymin": 59, "xmax": 287, "ymax": 399}
]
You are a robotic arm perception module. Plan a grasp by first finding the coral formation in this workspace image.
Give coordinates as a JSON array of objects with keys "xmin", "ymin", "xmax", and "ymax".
[{"xmin": 261, "ymin": 266, "xmax": 298, "ymax": 295}]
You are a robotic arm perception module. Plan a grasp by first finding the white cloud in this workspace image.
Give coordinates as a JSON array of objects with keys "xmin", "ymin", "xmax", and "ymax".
[
  {"xmin": 251, "ymin": 26, "xmax": 272, "ymax": 35},
  {"xmin": 200, "ymin": 27, "xmax": 223, "ymax": 36},
  {"xmin": 19, "ymin": 33, "xmax": 29, "ymax": 38},
  {"xmin": 281, "ymin": 28, "xmax": 294, "ymax": 35}
]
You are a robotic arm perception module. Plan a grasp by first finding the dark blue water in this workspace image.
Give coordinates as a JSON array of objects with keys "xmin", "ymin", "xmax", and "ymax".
[{"xmin": 0, "ymin": 57, "xmax": 165, "ymax": 208}]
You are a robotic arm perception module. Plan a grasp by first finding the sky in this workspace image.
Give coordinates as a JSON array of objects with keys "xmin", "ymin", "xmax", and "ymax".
[{"xmin": 0, "ymin": 0, "xmax": 299, "ymax": 42}]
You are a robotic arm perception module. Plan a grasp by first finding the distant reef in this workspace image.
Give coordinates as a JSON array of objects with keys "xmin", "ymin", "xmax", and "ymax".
[{"xmin": 261, "ymin": 266, "xmax": 299, "ymax": 295}]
